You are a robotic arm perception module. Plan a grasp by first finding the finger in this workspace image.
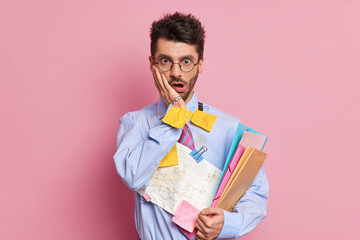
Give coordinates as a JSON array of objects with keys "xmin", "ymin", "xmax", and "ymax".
[
  {"xmin": 197, "ymin": 212, "xmax": 208, "ymax": 222},
  {"xmin": 151, "ymin": 65, "xmax": 161, "ymax": 89},
  {"xmin": 197, "ymin": 214, "xmax": 213, "ymax": 233},
  {"xmin": 160, "ymin": 72, "xmax": 182, "ymax": 105},
  {"xmin": 197, "ymin": 213, "xmax": 213, "ymax": 229},
  {"xmin": 195, "ymin": 222, "xmax": 207, "ymax": 239},
  {"xmin": 154, "ymin": 67, "xmax": 165, "ymax": 90},
  {"xmin": 153, "ymin": 68, "xmax": 168, "ymax": 101},
  {"xmin": 152, "ymin": 71, "xmax": 161, "ymax": 91},
  {"xmin": 195, "ymin": 229, "xmax": 206, "ymax": 239},
  {"xmin": 200, "ymin": 207, "xmax": 222, "ymax": 216},
  {"xmin": 160, "ymin": 72, "xmax": 172, "ymax": 91},
  {"xmin": 195, "ymin": 219, "xmax": 205, "ymax": 232}
]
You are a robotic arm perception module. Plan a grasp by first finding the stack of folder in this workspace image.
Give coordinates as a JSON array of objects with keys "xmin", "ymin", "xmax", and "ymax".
[
  {"xmin": 177, "ymin": 123, "xmax": 269, "ymax": 239},
  {"xmin": 211, "ymin": 124, "xmax": 268, "ymax": 211},
  {"xmin": 180, "ymin": 124, "xmax": 269, "ymax": 239}
]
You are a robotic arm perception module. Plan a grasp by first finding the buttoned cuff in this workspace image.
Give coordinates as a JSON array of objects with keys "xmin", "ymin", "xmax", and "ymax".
[
  {"xmin": 148, "ymin": 122, "xmax": 182, "ymax": 144},
  {"xmin": 217, "ymin": 210, "xmax": 241, "ymax": 239},
  {"xmin": 149, "ymin": 106, "xmax": 183, "ymax": 166}
]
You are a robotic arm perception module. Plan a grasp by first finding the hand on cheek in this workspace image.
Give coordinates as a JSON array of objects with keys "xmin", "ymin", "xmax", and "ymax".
[{"xmin": 151, "ymin": 65, "xmax": 185, "ymax": 107}]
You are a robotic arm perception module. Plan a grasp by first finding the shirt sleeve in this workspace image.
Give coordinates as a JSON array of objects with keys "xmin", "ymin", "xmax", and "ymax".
[
  {"xmin": 113, "ymin": 112, "xmax": 182, "ymax": 191},
  {"xmin": 217, "ymin": 166, "xmax": 269, "ymax": 239}
]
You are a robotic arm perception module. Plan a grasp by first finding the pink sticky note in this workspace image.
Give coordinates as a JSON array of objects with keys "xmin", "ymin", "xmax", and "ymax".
[
  {"xmin": 172, "ymin": 200, "xmax": 200, "ymax": 232},
  {"xmin": 239, "ymin": 131, "xmax": 267, "ymax": 150},
  {"xmin": 144, "ymin": 193, "xmax": 151, "ymax": 202}
]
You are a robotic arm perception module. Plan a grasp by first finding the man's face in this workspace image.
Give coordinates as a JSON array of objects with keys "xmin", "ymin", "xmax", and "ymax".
[{"xmin": 149, "ymin": 38, "xmax": 203, "ymax": 102}]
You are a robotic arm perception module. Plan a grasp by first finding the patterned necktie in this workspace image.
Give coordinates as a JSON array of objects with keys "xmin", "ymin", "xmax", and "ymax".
[
  {"xmin": 180, "ymin": 228, "xmax": 198, "ymax": 240},
  {"xmin": 178, "ymin": 124, "xmax": 195, "ymax": 150},
  {"xmin": 178, "ymin": 124, "xmax": 198, "ymax": 239}
]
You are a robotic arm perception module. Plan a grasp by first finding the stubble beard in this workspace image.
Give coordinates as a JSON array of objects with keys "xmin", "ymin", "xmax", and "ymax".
[{"xmin": 169, "ymin": 69, "xmax": 199, "ymax": 102}]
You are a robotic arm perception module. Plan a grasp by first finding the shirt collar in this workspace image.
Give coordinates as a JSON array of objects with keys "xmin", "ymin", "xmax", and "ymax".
[{"xmin": 156, "ymin": 92, "xmax": 199, "ymax": 119}]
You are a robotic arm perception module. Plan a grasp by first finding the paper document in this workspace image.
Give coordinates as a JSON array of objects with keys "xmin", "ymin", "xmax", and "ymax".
[{"xmin": 138, "ymin": 142, "xmax": 222, "ymax": 215}]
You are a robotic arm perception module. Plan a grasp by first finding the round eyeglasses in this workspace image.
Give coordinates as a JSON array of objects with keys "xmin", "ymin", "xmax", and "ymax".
[{"xmin": 153, "ymin": 57, "xmax": 198, "ymax": 72}]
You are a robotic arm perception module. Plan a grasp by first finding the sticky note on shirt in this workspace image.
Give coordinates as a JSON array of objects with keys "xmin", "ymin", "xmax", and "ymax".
[
  {"xmin": 159, "ymin": 144, "xmax": 178, "ymax": 167},
  {"xmin": 162, "ymin": 105, "xmax": 194, "ymax": 129},
  {"xmin": 172, "ymin": 200, "xmax": 200, "ymax": 232},
  {"xmin": 191, "ymin": 109, "xmax": 217, "ymax": 132}
]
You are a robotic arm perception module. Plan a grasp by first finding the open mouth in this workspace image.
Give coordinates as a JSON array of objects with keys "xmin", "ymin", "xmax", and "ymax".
[{"xmin": 171, "ymin": 82, "xmax": 186, "ymax": 93}]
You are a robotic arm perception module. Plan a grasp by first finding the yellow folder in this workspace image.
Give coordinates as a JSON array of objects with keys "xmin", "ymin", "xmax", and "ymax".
[
  {"xmin": 216, "ymin": 147, "xmax": 267, "ymax": 212},
  {"xmin": 217, "ymin": 147, "xmax": 252, "ymax": 204}
]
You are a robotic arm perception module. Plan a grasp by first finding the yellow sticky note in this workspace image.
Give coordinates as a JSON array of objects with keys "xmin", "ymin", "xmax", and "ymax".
[
  {"xmin": 159, "ymin": 144, "xmax": 178, "ymax": 167},
  {"xmin": 191, "ymin": 109, "xmax": 217, "ymax": 132},
  {"xmin": 162, "ymin": 105, "xmax": 194, "ymax": 129}
]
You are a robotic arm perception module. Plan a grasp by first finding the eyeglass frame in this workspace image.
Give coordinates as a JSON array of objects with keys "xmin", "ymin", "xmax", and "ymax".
[{"xmin": 152, "ymin": 56, "xmax": 199, "ymax": 72}]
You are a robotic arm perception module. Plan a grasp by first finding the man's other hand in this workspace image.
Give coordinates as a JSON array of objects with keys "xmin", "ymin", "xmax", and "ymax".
[
  {"xmin": 195, "ymin": 207, "xmax": 224, "ymax": 240},
  {"xmin": 151, "ymin": 65, "xmax": 185, "ymax": 107}
]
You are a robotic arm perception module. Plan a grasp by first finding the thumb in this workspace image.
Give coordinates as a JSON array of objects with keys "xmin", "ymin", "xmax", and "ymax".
[{"xmin": 200, "ymin": 207, "xmax": 221, "ymax": 216}]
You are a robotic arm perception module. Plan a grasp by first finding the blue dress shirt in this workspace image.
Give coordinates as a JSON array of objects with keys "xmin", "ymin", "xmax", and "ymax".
[{"xmin": 113, "ymin": 93, "xmax": 269, "ymax": 239}]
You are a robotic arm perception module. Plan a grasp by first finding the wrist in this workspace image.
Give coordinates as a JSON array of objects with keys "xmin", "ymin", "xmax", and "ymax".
[{"xmin": 174, "ymin": 96, "xmax": 185, "ymax": 108}]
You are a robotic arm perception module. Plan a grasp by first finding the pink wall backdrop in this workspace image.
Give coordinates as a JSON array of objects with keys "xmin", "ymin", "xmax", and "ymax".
[{"xmin": 1, "ymin": 0, "xmax": 359, "ymax": 239}]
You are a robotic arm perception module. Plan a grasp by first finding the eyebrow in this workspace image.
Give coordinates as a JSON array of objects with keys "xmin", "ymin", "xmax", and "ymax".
[{"xmin": 157, "ymin": 54, "xmax": 196, "ymax": 61}]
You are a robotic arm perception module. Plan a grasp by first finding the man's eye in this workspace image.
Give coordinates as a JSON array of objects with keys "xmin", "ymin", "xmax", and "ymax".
[
  {"xmin": 182, "ymin": 58, "xmax": 192, "ymax": 65},
  {"xmin": 160, "ymin": 58, "xmax": 171, "ymax": 64}
]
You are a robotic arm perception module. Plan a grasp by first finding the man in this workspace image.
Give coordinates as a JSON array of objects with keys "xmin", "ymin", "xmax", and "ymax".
[{"xmin": 114, "ymin": 12, "xmax": 269, "ymax": 240}]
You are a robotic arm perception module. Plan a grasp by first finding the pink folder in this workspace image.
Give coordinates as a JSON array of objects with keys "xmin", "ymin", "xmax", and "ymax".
[{"xmin": 211, "ymin": 144, "xmax": 246, "ymax": 207}]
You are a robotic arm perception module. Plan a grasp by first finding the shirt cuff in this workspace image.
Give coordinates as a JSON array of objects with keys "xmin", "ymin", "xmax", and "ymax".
[
  {"xmin": 217, "ymin": 210, "xmax": 242, "ymax": 239},
  {"xmin": 148, "ymin": 111, "xmax": 182, "ymax": 166},
  {"xmin": 148, "ymin": 123, "xmax": 182, "ymax": 144}
]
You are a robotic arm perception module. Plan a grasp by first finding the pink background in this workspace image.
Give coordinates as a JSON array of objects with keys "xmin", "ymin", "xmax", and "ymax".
[{"xmin": 1, "ymin": 0, "xmax": 359, "ymax": 239}]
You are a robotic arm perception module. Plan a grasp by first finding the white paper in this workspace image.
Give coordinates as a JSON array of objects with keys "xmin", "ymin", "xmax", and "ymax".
[{"xmin": 138, "ymin": 142, "xmax": 222, "ymax": 215}]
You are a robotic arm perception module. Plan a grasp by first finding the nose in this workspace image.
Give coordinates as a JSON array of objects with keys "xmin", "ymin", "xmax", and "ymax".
[{"xmin": 170, "ymin": 63, "xmax": 182, "ymax": 79}]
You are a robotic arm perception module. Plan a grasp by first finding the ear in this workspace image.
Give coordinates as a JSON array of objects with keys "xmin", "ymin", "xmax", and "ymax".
[
  {"xmin": 198, "ymin": 58, "xmax": 204, "ymax": 73},
  {"xmin": 149, "ymin": 56, "xmax": 154, "ymax": 71}
]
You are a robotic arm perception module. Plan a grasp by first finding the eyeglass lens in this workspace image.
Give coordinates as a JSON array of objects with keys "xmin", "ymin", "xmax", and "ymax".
[{"xmin": 157, "ymin": 58, "xmax": 195, "ymax": 72}]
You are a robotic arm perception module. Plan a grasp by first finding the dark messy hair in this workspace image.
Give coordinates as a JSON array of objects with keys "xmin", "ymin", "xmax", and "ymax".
[{"xmin": 150, "ymin": 12, "xmax": 206, "ymax": 60}]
